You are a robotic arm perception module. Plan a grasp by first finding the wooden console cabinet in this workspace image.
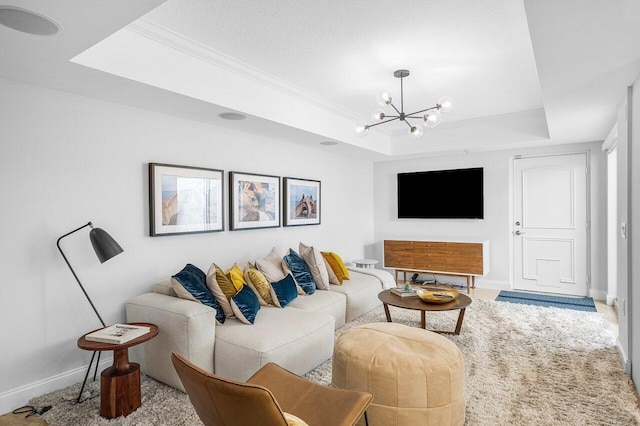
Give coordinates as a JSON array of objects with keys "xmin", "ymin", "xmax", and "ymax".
[{"xmin": 383, "ymin": 240, "xmax": 490, "ymax": 293}]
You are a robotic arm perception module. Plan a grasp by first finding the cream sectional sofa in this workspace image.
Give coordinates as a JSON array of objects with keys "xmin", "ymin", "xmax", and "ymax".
[{"xmin": 125, "ymin": 267, "xmax": 394, "ymax": 391}]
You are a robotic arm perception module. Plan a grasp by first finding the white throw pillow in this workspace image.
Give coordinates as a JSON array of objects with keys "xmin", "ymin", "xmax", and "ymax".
[
  {"xmin": 299, "ymin": 242, "xmax": 330, "ymax": 290},
  {"xmin": 255, "ymin": 247, "xmax": 286, "ymax": 282}
]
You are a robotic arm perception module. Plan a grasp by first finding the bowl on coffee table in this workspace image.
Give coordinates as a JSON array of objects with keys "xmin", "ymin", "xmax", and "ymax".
[{"xmin": 416, "ymin": 288, "xmax": 459, "ymax": 304}]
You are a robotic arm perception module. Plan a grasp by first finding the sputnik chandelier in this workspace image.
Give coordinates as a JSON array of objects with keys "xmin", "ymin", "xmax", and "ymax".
[{"xmin": 355, "ymin": 69, "xmax": 452, "ymax": 138}]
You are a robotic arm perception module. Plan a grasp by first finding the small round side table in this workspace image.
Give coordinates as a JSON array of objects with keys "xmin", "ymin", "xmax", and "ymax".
[
  {"xmin": 352, "ymin": 259, "xmax": 379, "ymax": 268},
  {"xmin": 77, "ymin": 322, "xmax": 158, "ymax": 419}
]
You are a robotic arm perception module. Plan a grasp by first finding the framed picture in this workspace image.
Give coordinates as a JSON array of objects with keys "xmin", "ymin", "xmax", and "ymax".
[
  {"xmin": 149, "ymin": 163, "xmax": 224, "ymax": 236},
  {"xmin": 229, "ymin": 171, "xmax": 280, "ymax": 230},
  {"xmin": 283, "ymin": 177, "xmax": 321, "ymax": 226}
]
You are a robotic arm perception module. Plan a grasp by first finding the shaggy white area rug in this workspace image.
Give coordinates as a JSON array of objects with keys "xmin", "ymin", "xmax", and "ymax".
[{"xmin": 30, "ymin": 298, "xmax": 639, "ymax": 425}]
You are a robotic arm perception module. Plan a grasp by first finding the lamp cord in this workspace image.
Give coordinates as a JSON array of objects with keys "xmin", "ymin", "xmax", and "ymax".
[{"xmin": 12, "ymin": 405, "xmax": 52, "ymax": 418}]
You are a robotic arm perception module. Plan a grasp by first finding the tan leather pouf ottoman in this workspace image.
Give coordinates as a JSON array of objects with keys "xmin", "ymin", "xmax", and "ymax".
[{"xmin": 332, "ymin": 322, "xmax": 465, "ymax": 426}]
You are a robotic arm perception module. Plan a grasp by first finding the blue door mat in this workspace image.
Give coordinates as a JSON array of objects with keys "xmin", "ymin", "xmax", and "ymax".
[{"xmin": 495, "ymin": 290, "xmax": 597, "ymax": 312}]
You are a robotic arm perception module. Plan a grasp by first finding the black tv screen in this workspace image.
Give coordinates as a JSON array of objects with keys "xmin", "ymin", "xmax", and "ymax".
[{"xmin": 397, "ymin": 168, "xmax": 484, "ymax": 219}]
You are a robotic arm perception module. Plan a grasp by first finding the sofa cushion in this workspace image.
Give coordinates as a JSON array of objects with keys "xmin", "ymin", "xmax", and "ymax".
[
  {"xmin": 206, "ymin": 264, "xmax": 238, "ymax": 318},
  {"xmin": 270, "ymin": 274, "xmax": 298, "ymax": 308},
  {"xmin": 214, "ymin": 307, "xmax": 335, "ymax": 381},
  {"xmin": 244, "ymin": 264, "xmax": 275, "ymax": 306},
  {"xmin": 152, "ymin": 279, "xmax": 177, "ymax": 297},
  {"xmin": 255, "ymin": 247, "xmax": 287, "ymax": 282},
  {"xmin": 230, "ymin": 284, "xmax": 261, "ymax": 324},
  {"xmin": 283, "ymin": 249, "xmax": 316, "ymax": 295},
  {"xmin": 330, "ymin": 270, "xmax": 383, "ymax": 322},
  {"xmin": 172, "ymin": 264, "xmax": 225, "ymax": 324},
  {"xmin": 287, "ymin": 289, "xmax": 347, "ymax": 329},
  {"xmin": 299, "ymin": 242, "xmax": 330, "ymax": 290}
]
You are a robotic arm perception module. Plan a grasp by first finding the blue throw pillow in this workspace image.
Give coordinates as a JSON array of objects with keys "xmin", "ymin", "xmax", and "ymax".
[
  {"xmin": 283, "ymin": 249, "xmax": 316, "ymax": 295},
  {"xmin": 183, "ymin": 263, "xmax": 206, "ymax": 281},
  {"xmin": 269, "ymin": 274, "xmax": 298, "ymax": 308},
  {"xmin": 230, "ymin": 285, "xmax": 261, "ymax": 324},
  {"xmin": 172, "ymin": 264, "xmax": 225, "ymax": 324}
]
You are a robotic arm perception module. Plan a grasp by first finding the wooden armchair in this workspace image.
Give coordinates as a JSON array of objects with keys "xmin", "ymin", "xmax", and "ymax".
[{"xmin": 171, "ymin": 353, "xmax": 372, "ymax": 426}]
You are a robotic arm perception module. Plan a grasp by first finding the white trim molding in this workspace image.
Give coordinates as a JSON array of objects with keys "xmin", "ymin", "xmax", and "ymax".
[
  {"xmin": 602, "ymin": 123, "xmax": 618, "ymax": 152},
  {"xmin": 616, "ymin": 337, "xmax": 631, "ymax": 374},
  {"xmin": 0, "ymin": 357, "xmax": 112, "ymax": 414}
]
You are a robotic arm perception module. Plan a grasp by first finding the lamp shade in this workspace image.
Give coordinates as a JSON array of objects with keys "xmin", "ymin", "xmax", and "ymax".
[{"xmin": 89, "ymin": 227, "xmax": 123, "ymax": 263}]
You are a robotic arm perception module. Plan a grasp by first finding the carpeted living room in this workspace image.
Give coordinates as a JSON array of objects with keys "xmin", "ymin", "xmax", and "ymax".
[{"xmin": 2, "ymin": 1, "xmax": 640, "ymax": 426}]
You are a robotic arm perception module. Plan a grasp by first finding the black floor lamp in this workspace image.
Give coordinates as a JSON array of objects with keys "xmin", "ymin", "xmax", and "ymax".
[{"xmin": 56, "ymin": 221, "xmax": 123, "ymax": 402}]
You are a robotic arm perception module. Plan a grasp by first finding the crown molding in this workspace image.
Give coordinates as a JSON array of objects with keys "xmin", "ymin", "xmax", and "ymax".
[{"xmin": 128, "ymin": 18, "xmax": 372, "ymax": 126}]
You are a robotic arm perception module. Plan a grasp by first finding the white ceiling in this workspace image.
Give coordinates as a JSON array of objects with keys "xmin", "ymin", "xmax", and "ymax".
[{"xmin": 2, "ymin": 0, "xmax": 640, "ymax": 160}]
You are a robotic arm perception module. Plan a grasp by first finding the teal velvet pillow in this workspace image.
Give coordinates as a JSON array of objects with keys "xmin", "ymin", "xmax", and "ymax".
[
  {"xmin": 172, "ymin": 264, "xmax": 225, "ymax": 324},
  {"xmin": 269, "ymin": 274, "xmax": 298, "ymax": 307},
  {"xmin": 230, "ymin": 285, "xmax": 261, "ymax": 324},
  {"xmin": 283, "ymin": 249, "xmax": 316, "ymax": 295},
  {"xmin": 183, "ymin": 263, "xmax": 206, "ymax": 281}
]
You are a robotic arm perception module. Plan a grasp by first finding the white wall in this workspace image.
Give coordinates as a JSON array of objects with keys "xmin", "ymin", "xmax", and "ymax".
[
  {"xmin": 0, "ymin": 78, "xmax": 375, "ymax": 412},
  {"xmin": 373, "ymin": 143, "xmax": 607, "ymax": 296}
]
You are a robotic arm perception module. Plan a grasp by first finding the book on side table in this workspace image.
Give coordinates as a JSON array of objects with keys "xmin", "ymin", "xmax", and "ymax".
[
  {"xmin": 391, "ymin": 287, "xmax": 417, "ymax": 297},
  {"xmin": 85, "ymin": 323, "xmax": 151, "ymax": 344}
]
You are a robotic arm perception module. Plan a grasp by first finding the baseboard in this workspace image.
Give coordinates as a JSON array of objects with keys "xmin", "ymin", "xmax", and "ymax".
[
  {"xmin": 606, "ymin": 293, "xmax": 617, "ymax": 306},
  {"xmin": 616, "ymin": 338, "xmax": 632, "ymax": 374},
  {"xmin": 0, "ymin": 356, "xmax": 112, "ymax": 415},
  {"xmin": 474, "ymin": 279, "xmax": 512, "ymax": 291}
]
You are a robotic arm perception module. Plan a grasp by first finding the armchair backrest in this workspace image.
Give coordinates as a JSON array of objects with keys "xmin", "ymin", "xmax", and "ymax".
[{"xmin": 171, "ymin": 352, "xmax": 288, "ymax": 426}]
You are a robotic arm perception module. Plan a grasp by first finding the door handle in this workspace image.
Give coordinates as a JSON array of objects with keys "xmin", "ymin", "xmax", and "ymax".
[{"xmin": 514, "ymin": 230, "xmax": 525, "ymax": 235}]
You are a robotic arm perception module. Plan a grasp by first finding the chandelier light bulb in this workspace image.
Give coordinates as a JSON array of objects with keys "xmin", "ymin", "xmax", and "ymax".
[
  {"xmin": 376, "ymin": 89, "xmax": 393, "ymax": 107},
  {"xmin": 437, "ymin": 97, "xmax": 453, "ymax": 114},
  {"xmin": 409, "ymin": 125, "xmax": 424, "ymax": 138},
  {"xmin": 355, "ymin": 122, "xmax": 369, "ymax": 136},
  {"xmin": 372, "ymin": 109, "xmax": 385, "ymax": 122},
  {"xmin": 423, "ymin": 110, "xmax": 442, "ymax": 128}
]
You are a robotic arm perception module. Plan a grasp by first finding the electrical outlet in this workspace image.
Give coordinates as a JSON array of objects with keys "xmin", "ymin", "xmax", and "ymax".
[{"xmin": 621, "ymin": 222, "xmax": 627, "ymax": 239}]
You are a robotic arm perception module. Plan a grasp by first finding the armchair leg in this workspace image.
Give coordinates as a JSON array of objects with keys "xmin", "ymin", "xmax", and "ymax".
[{"xmin": 364, "ymin": 411, "xmax": 369, "ymax": 426}]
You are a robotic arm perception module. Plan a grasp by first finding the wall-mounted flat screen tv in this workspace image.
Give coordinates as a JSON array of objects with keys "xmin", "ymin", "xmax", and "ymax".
[{"xmin": 397, "ymin": 167, "xmax": 484, "ymax": 219}]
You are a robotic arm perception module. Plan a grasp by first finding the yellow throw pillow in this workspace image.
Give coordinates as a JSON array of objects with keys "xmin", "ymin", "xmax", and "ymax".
[
  {"xmin": 244, "ymin": 264, "xmax": 275, "ymax": 306},
  {"xmin": 227, "ymin": 264, "xmax": 246, "ymax": 292},
  {"xmin": 332, "ymin": 253, "xmax": 350, "ymax": 280},
  {"xmin": 321, "ymin": 252, "xmax": 347, "ymax": 284},
  {"xmin": 206, "ymin": 263, "xmax": 238, "ymax": 318},
  {"xmin": 214, "ymin": 265, "xmax": 239, "ymax": 300},
  {"xmin": 324, "ymin": 259, "xmax": 341, "ymax": 285}
]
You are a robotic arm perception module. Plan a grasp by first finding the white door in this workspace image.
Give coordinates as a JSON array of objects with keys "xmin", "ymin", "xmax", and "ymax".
[{"xmin": 513, "ymin": 154, "xmax": 588, "ymax": 296}]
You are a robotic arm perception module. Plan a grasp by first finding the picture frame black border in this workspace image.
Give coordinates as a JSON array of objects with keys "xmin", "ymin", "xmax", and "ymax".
[
  {"xmin": 229, "ymin": 171, "xmax": 281, "ymax": 231},
  {"xmin": 283, "ymin": 177, "xmax": 321, "ymax": 227},
  {"xmin": 149, "ymin": 162, "xmax": 225, "ymax": 236}
]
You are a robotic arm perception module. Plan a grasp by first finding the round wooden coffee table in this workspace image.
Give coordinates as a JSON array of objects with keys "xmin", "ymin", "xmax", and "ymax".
[
  {"xmin": 378, "ymin": 289, "xmax": 472, "ymax": 335},
  {"xmin": 77, "ymin": 323, "xmax": 158, "ymax": 419}
]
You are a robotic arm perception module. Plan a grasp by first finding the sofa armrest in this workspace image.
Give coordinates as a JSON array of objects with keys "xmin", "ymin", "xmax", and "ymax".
[{"xmin": 126, "ymin": 293, "xmax": 216, "ymax": 391}]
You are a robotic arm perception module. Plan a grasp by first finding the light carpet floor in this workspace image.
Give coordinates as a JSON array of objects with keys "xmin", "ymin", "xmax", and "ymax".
[{"xmin": 30, "ymin": 298, "xmax": 640, "ymax": 425}]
